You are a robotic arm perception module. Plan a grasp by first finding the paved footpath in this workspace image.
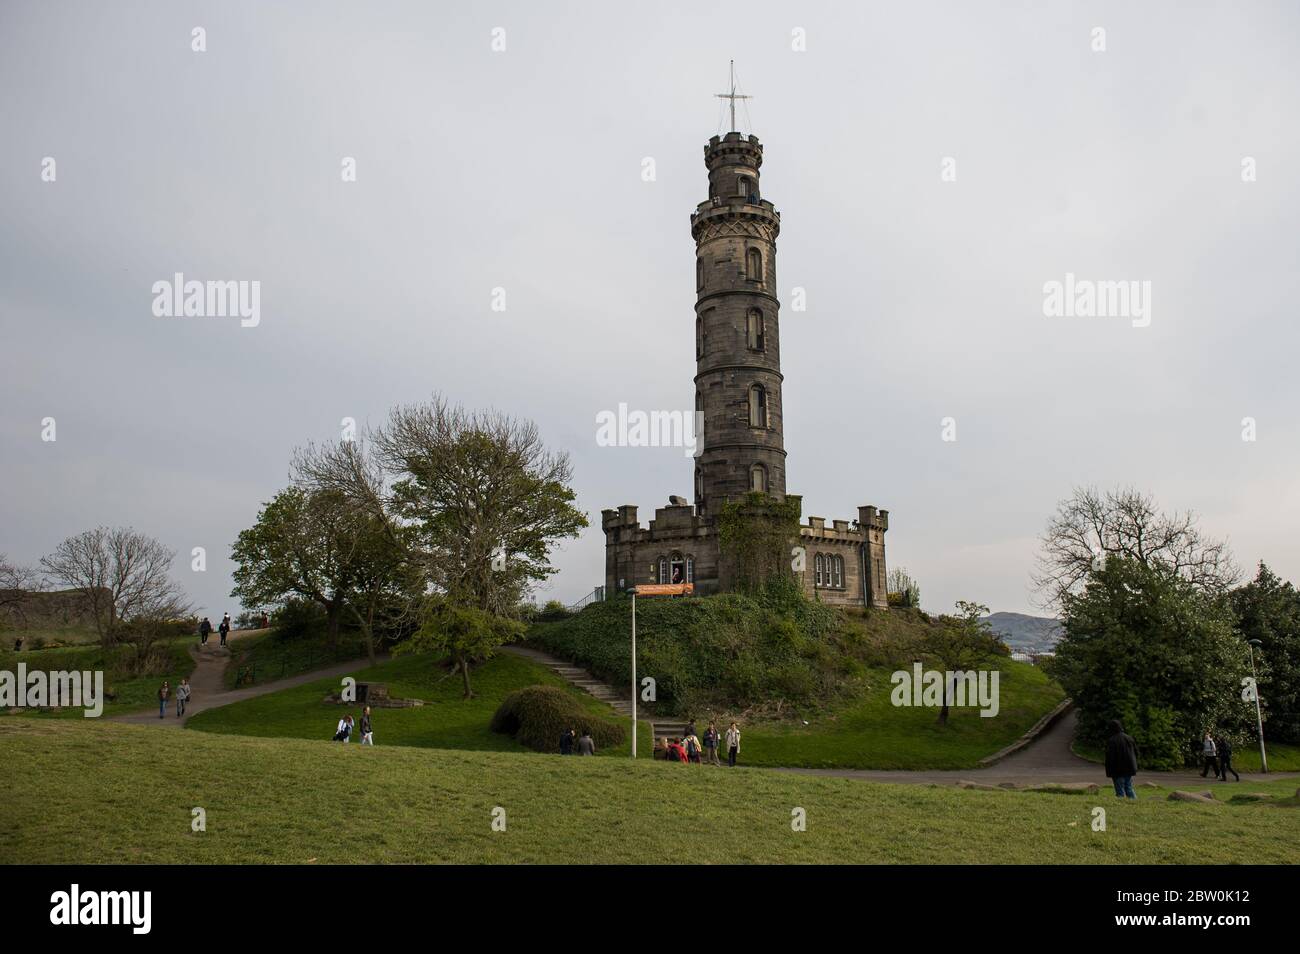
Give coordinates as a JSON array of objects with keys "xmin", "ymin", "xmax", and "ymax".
[
  {"xmin": 776, "ymin": 709, "xmax": 1298, "ymax": 788},
  {"xmin": 111, "ymin": 631, "xmax": 380, "ymax": 728}
]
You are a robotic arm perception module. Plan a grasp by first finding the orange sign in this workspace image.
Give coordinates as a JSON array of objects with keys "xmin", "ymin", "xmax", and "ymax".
[{"xmin": 635, "ymin": 583, "xmax": 694, "ymax": 597}]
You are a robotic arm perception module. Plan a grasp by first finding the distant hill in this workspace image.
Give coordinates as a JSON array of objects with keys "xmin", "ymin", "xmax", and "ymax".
[{"xmin": 981, "ymin": 612, "xmax": 1063, "ymax": 654}]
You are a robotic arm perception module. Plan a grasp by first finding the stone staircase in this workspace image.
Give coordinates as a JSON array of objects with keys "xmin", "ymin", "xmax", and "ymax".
[
  {"xmin": 502, "ymin": 645, "xmax": 635, "ymax": 718},
  {"xmin": 502, "ymin": 645, "xmax": 708, "ymax": 749}
]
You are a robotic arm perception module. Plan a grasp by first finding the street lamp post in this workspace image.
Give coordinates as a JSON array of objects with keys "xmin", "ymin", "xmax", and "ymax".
[
  {"xmin": 630, "ymin": 589, "xmax": 637, "ymax": 759},
  {"xmin": 1247, "ymin": 638, "xmax": 1268, "ymax": 773}
]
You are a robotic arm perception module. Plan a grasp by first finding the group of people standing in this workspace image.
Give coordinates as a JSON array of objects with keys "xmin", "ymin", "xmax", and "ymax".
[
  {"xmin": 157, "ymin": 678, "xmax": 191, "ymax": 718},
  {"xmin": 657, "ymin": 721, "xmax": 741, "ymax": 767},
  {"xmin": 558, "ymin": 727, "xmax": 597, "ymax": 755},
  {"xmin": 332, "ymin": 706, "xmax": 375, "ymax": 745},
  {"xmin": 198, "ymin": 613, "xmax": 231, "ymax": 648}
]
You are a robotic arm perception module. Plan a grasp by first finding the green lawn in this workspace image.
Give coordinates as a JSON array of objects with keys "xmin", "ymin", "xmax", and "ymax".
[
  {"xmin": 221, "ymin": 628, "xmax": 369, "ymax": 689},
  {"xmin": 737, "ymin": 660, "xmax": 1066, "ymax": 770},
  {"xmin": 0, "ymin": 638, "xmax": 196, "ymax": 718},
  {"xmin": 190, "ymin": 652, "xmax": 652, "ymax": 757},
  {"xmin": 1, "ymin": 717, "xmax": 1296, "ymax": 864}
]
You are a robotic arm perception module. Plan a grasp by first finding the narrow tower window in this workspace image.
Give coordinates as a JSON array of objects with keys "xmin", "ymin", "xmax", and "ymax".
[
  {"xmin": 748, "ymin": 384, "xmax": 768, "ymax": 428},
  {"xmin": 746, "ymin": 309, "xmax": 765, "ymax": 351},
  {"xmin": 738, "ymin": 175, "xmax": 752, "ymax": 198},
  {"xmin": 696, "ymin": 257, "xmax": 704, "ymax": 291},
  {"xmin": 746, "ymin": 247, "xmax": 762, "ymax": 282},
  {"xmin": 750, "ymin": 464, "xmax": 767, "ymax": 493},
  {"xmin": 696, "ymin": 315, "xmax": 704, "ymax": 358}
]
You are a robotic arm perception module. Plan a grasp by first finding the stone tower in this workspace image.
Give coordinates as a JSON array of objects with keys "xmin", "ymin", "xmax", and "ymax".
[
  {"xmin": 691, "ymin": 132, "xmax": 786, "ymax": 517},
  {"xmin": 602, "ymin": 112, "xmax": 890, "ymax": 609}
]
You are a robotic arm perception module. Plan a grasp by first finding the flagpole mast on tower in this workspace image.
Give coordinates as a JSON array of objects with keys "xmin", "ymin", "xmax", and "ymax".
[{"xmin": 716, "ymin": 59, "xmax": 751, "ymax": 132}]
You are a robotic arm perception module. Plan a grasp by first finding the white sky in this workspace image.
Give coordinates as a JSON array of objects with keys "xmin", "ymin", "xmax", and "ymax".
[{"xmin": 2, "ymin": 0, "xmax": 1298, "ymax": 619}]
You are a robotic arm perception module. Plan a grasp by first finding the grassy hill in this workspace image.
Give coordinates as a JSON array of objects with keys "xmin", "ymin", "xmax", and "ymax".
[
  {"xmin": 527, "ymin": 597, "xmax": 1066, "ymax": 768},
  {"xmin": 0, "ymin": 638, "xmax": 196, "ymax": 718},
  {"xmin": 190, "ymin": 652, "xmax": 652, "ymax": 756},
  {"xmin": 2, "ymin": 717, "xmax": 1296, "ymax": 864}
]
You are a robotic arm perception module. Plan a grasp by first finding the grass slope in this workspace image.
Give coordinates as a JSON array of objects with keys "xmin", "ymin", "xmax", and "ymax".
[
  {"xmin": 530, "ymin": 599, "xmax": 1066, "ymax": 769},
  {"xmin": 740, "ymin": 661, "xmax": 1064, "ymax": 769},
  {"xmin": 190, "ymin": 652, "xmax": 651, "ymax": 757},
  {"xmin": 221, "ymin": 628, "xmax": 368, "ymax": 689},
  {"xmin": 0, "ymin": 638, "xmax": 196, "ymax": 718},
  {"xmin": 2, "ymin": 718, "xmax": 1296, "ymax": 864}
]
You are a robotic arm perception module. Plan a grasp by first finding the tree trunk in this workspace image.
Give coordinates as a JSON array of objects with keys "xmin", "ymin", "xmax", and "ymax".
[
  {"xmin": 460, "ymin": 655, "xmax": 474, "ymax": 699},
  {"xmin": 364, "ymin": 602, "xmax": 376, "ymax": 666},
  {"xmin": 326, "ymin": 603, "xmax": 340, "ymax": 648}
]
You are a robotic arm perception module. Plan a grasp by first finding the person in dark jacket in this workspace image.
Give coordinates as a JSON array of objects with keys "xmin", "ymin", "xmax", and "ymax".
[
  {"xmin": 199, "ymin": 617, "xmax": 212, "ymax": 645},
  {"xmin": 1216, "ymin": 734, "xmax": 1240, "ymax": 781},
  {"xmin": 1103, "ymin": 719, "xmax": 1139, "ymax": 799},
  {"xmin": 559, "ymin": 727, "xmax": 575, "ymax": 755}
]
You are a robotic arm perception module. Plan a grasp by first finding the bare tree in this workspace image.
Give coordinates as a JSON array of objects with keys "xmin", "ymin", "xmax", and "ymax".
[
  {"xmin": 39, "ymin": 527, "xmax": 190, "ymax": 646},
  {"xmin": 293, "ymin": 395, "xmax": 587, "ymax": 615},
  {"xmin": 1033, "ymin": 486, "xmax": 1238, "ymax": 610},
  {"xmin": 0, "ymin": 554, "xmax": 43, "ymax": 626},
  {"xmin": 293, "ymin": 395, "xmax": 588, "ymax": 697}
]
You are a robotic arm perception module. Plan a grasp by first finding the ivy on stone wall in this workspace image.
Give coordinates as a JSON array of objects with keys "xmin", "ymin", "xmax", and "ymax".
[{"xmin": 717, "ymin": 493, "xmax": 802, "ymax": 593}]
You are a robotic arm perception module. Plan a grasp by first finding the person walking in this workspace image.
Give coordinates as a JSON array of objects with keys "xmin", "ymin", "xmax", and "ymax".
[
  {"xmin": 1104, "ymin": 719, "xmax": 1139, "ymax": 799},
  {"xmin": 157, "ymin": 681, "xmax": 170, "ymax": 719},
  {"xmin": 199, "ymin": 617, "xmax": 212, "ymax": 646},
  {"xmin": 576, "ymin": 729, "xmax": 596, "ymax": 755},
  {"xmin": 176, "ymin": 678, "xmax": 191, "ymax": 717},
  {"xmin": 1199, "ymin": 731, "xmax": 1219, "ymax": 778},
  {"xmin": 218, "ymin": 614, "xmax": 231, "ymax": 648},
  {"xmin": 559, "ymin": 726, "xmax": 575, "ymax": 755},
  {"xmin": 725, "ymin": 722, "xmax": 741, "ymax": 767},
  {"xmin": 333, "ymin": 714, "xmax": 353, "ymax": 742},
  {"xmin": 1216, "ymin": 734, "xmax": 1240, "ymax": 781},
  {"xmin": 359, "ymin": 706, "xmax": 374, "ymax": 746},
  {"xmin": 703, "ymin": 722, "xmax": 721, "ymax": 765}
]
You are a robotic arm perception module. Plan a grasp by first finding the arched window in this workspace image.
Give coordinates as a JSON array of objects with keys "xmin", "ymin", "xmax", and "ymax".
[
  {"xmin": 815, "ymin": 553, "xmax": 825, "ymax": 587},
  {"xmin": 696, "ymin": 315, "xmax": 704, "ymax": 358},
  {"xmin": 746, "ymin": 309, "xmax": 765, "ymax": 351},
  {"xmin": 833, "ymin": 555, "xmax": 844, "ymax": 588},
  {"xmin": 748, "ymin": 384, "xmax": 768, "ymax": 428},
  {"xmin": 746, "ymin": 247, "xmax": 762, "ymax": 282},
  {"xmin": 738, "ymin": 175, "xmax": 751, "ymax": 198},
  {"xmin": 686, "ymin": 555, "xmax": 695, "ymax": 584},
  {"xmin": 749, "ymin": 464, "xmax": 767, "ymax": 493},
  {"xmin": 695, "ymin": 466, "xmax": 705, "ymax": 514},
  {"xmin": 670, "ymin": 552, "xmax": 686, "ymax": 585},
  {"xmin": 657, "ymin": 556, "xmax": 669, "ymax": 584}
]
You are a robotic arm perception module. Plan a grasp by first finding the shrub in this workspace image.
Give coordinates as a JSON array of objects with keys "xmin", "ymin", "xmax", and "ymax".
[
  {"xmin": 534, "ymin": 600, "xmax": 572, "ymax": 623},
  {"xmin": 527, "ymin": 593, "xmax": 942, "ymax": 717},
  {"xmin": 490, "ymin": 685, "xmax": 625, "ymax": 753},
  {"xmin": 271, "ymin": 599, "xmax": 327, "ymax": 640}
]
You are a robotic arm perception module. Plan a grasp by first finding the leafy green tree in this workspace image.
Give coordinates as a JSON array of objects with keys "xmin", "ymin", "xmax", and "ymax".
[
  {"xmin": 1230, "ymin": 562, "xmax": 1300, "ymax": 743},
  {"xmin": 230, "ymin": 487, "xmax": 395, "ymax": 647},
  {"xmin": 1050, "ymin": 557, "xmax": 1252, "ymax": 769},
  {"xmin": 398, "ymin": 598, "xmax": 525, "ymax": 698},
  {"xmin": 294, "ymin": 397, "xmax": 588, "ymax": 617},
  {"xmin": 919, "ymin": 601, "xmax": 1007, "ymax": 725}
]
